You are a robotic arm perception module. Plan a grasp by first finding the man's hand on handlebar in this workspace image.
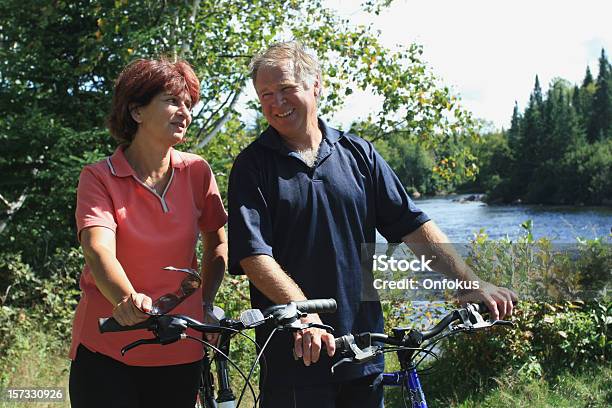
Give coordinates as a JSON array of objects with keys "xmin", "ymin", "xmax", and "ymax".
[
  {"xmin": 293, "ymin": 313, "xmax": 336, "ymax": 366},
  {"xmin": 112, "ymin": 293, "xmax": 152, "ymax": 326},
  {"xmin": 458, "ymin": 281, "xmax": 518, "ymax": 320}
]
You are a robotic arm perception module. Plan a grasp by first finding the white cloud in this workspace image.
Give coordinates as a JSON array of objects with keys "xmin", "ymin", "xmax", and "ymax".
[{"xmin": 325, "ymin": 0, "xmax": 612, "ymax": 130}]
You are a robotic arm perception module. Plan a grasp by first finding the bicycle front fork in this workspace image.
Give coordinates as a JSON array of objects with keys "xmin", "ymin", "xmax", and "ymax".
[{"xmin": 382, "ymin": 367, "xmax": 427, "ymax": 408}]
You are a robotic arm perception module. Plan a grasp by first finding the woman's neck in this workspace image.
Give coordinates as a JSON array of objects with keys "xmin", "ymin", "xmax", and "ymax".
[{"xmin": 123, "ymin": 138, "xmax": 171, "ymax": 180}]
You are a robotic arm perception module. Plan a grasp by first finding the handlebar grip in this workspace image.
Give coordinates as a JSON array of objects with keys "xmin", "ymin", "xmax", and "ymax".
[
  {"xmin": 474, "ymin": 301, "xmax": 517, "ymax": 315},
  {"xmin": 335, "ymin": 335, "xmax": 348, "ymax": 352},
  {"xmin": 294, "ymin": 299, "xmax": 337, "ymax": 314},
  {"xmin": 98, "ymin": 317, "xmax": 150, "ymax": 333},
  {"xmin": 475, "ymin": 302, "xmax": 489, "ymax": 314}
]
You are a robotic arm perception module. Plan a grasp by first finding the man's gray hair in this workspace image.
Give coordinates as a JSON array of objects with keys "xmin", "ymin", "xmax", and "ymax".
[{"xmin": 249, "ymin": 41, "xmax": 323, "ymax": 95}]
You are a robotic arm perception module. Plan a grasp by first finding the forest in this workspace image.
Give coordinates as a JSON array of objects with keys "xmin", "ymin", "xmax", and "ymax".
[{"xmin": 377, "ymin": 49, "xmax": 612, "ymax": 205}]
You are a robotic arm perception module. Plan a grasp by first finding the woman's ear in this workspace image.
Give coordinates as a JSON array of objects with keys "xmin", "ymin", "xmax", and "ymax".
[{"xmin": 129, "ymin": 104, "xmax": 142, "ymax": 124}]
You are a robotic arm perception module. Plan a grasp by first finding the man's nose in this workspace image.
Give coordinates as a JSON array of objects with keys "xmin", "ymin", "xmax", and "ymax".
[{"xmin": 273, "ymin": 92, "xmax": 285, "ymax": 107}]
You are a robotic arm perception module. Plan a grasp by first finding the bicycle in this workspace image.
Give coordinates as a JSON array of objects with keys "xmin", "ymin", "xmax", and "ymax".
[
  {"xmin": 331, "ymin": 303, "xmax": 514, "ymax": 408},
  {"xmin": 197, "ymin": 305, "xmax": 236, "ymax": 408},
  {"xmin": 98, "ymin": 285, "xmax": 337, "ymax": 408}
]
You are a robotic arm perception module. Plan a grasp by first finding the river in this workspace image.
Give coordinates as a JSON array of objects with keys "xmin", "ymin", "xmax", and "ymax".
[{"xmin": 406, "ymin": 195, "xmax": 612, "ymax": 243}]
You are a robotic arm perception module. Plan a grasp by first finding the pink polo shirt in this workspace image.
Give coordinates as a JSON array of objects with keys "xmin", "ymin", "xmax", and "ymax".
[{"xmin": 70, "ymin": 146, "xmax": 227, "ymax": 366}]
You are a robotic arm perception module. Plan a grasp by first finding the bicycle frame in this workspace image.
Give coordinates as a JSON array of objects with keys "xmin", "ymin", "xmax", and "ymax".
[
  {"xmin": 381, "ymin": 345, "xmax": 428, "ymax": 407},
  {"xmin": 382, "ymin": 367, "xmax": 427, "ymax": 408},
  {"xmin": 197, "ymin": 314, "xmax": 237, "ymax": 408},
  {"xmin": 198, "ymin": 351, "xmax": 218, "ymax": 408}
]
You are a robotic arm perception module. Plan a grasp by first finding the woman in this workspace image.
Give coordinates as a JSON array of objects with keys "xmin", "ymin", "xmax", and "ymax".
[{"xmin": 69, "ymin": 58, "xmax": 227, "ymax": 408}]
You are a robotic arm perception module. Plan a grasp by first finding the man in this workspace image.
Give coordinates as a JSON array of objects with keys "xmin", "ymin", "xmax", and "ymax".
[{"xmin": 228, "ymin": 41, "xmax": 517, "ymax": 407}]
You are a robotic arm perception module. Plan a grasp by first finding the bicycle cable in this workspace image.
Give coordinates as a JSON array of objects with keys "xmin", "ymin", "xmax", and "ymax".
[
  {"xmin": 381, "ymin": 346, "xmax": 440, "ymax": 375},
  {"xmin": 187, "ymin": 336, "xmax": 258, "ymax": 404},
  {"xmin": 232, "ymin": 329, "xmax": 270, "ymax": 394},
  {"xmin": 413, "ymin": 327, "xmax": 469, "ymax": 369},
  {"xmin": 237, "ymin": 326, "xmax": 279, "ymax": 407},
  {"xmin": 226, "ymin": 329, "xmax": 271, "ymax": 407},
  {"xmin": 401, "ymin": 381, "xmax": 409, "ymax": 408}
]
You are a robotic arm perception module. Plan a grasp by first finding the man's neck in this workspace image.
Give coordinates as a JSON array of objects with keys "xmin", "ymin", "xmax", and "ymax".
[{"xmin": 280, "ymin": 119, "xmax": 323, "ymax": 151}]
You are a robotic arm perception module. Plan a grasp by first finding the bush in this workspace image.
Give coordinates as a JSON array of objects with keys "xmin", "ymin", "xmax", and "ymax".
[
  {"xmin": 0, "ymin": 248, "xmax": 82, "ymax": 354},
  {"xmin": 466, "ymin": 226, "xmax": 610, "ymax": 302},
  {"xmin": 1, "ymin": 112, "xmax": 113, "ymax": 267},
  {"xmin": 383, "ymin": 228, "xmax": 610, "ymax": 406}
]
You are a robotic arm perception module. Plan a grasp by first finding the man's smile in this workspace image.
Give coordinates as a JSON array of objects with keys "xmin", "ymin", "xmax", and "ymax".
[{"xmin": 276, "ymin": 108, "xmax": 295, "ymax": 118}]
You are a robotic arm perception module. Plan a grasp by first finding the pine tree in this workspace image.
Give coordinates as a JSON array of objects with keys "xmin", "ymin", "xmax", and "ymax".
[
  {"xmin": 572, "ymin": 85, "xmax": 582, "ymax": 116},
  {"xmin": 508, "ymin": 101, "xmax": 521, "ymax": 151},
  {"xmin": 588, "ymin": 48, "xmax": 612, "ymax": 142},
  {"xmin": 582, "ymin": 66, "xmax": 594, "ymax": 88},
  {"xmin": 513, "ymin": 77, "xmax": 546, "ymax": 200},
  {"xmin": 533, "ymin": 75, "xmax": 544, "ymax": 110}
]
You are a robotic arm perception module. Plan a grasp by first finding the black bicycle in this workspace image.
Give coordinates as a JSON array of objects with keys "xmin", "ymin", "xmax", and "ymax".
[
  {"xmin": 331, "ymin": 303, "xmax": 514, "ymax": 408},
  {"xmin": 98, "ymin": 267, "xmax": 337, "ymax": 408}
]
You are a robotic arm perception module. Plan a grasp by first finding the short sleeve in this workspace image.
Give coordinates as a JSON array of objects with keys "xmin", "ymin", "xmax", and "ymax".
[
  {"xmin": 227, "ymin": 151, "xmax": 274, "ymax": 275},
  {"xmin": 198, "ymin": 161, "xmax": 228, "ymax": 233},
  {"xmin": 75, "ymin": 166, "xmax": 118, "ymax": 240},
  {"xmin": 371, "ymin": 146, "xmax": 430, "ymax": 242}
]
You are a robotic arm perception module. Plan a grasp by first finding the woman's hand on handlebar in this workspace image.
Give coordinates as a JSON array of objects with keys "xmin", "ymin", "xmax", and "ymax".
[
  {"xmin": 203, "ymin": 306, "xmax": 220, "ymax": 346},
  {"xmin": 112, "ymin": 293, "xmax": 152, "ymax": 326},
  {"xmin": 293, "ymin": 313, "xmax": 336, "ymax": 366},
  {"xmin": 459, "ymin": 281, "xmax": 518, "ymax": 320}
]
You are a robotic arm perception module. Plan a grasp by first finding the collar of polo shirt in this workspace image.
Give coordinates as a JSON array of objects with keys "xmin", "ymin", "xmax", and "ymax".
[{"xmin": 105, "ymin": 146, "xmax": 187, "ymax": 178}]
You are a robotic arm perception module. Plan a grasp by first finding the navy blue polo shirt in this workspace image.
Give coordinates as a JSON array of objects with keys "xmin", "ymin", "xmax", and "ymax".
[{"xmin": 228, "ymin": 119, "xmax": 430, "ymax": 387}]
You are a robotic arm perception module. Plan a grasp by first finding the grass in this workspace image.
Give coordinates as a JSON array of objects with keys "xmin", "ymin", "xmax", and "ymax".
[
  {"xmin": 1, "ymin": 327, "xmax": 610, "ymax": 408},
  {"xmin": 449, "ymin": 364, "xmax": 612, "ymax": 408},
  {"xmin": 0, "ymin": 325, "xmax": 259, "ymax": 408},
  {"xmin": 0, "ymin": 329, "xmax": 71, "ymax": 408},
  {"xmin": 384, "ymin": 359, "xmax": 612, "ymax": 408}
]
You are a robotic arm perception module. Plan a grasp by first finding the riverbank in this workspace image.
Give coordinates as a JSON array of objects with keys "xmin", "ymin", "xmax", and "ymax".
[{"xmin": 411, "ymin": 195, "xmax": 612, "ymax": 242}]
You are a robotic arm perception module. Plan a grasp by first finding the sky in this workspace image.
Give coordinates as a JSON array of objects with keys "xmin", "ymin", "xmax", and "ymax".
[{"xmin": 321, "ymin": 0, "xmax": 612, "ymax": 131}]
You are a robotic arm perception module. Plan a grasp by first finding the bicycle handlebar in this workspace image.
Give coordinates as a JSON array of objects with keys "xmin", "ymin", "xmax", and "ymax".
[
  {"xmin": 98, "ymin": 298, "xmax": 337, "ymax": 348},
  {"xmin": 331, "ymin": 302, "xmax": 514, "ymax": 372},
  {"xmin": 294, "ymin": 299, "xmax": 337, "ymax": 314}
]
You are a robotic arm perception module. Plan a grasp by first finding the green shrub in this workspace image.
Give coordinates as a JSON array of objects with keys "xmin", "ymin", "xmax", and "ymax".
[
  {"xmin": 441, "ymin": 300, "xmax": 608, "ymax": 377},
  {"xmin": 0, "ymin": 248, "xmax": 81, "ymax": 352}
]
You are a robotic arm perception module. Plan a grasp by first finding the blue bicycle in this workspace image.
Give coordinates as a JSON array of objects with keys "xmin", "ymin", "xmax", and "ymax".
[{"xmin": 332, "ymin": 303, "xmax": 513, "ymax": 408}]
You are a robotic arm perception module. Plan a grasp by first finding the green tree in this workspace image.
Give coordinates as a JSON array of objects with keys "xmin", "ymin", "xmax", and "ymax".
[
  {"xmin": 373, "ymin": 133, "xmax": 437, "ymax": 195},
  {"xmin": 583, "ymin": 66, "xmax": 594, "ymax": 87},
  {"xmin": 527, "ymin": 79, "xmax": 583, "ymax": 203},
  {"xmin": 512, "ymin": 76, "xmax": 546, "ymax": 199},
  {"xmin": 465, "ymin": 131, "xmax": 513, "ymax": 200},
  {"xmin": 588, "ymin": 49, "xmax": 612, "ymax": 142},
  {"xmin": 558, "ymin": 139, "xmax": 612, "ymax": 204},
  {"xmin": 1, "ymin": 0, "xmax": 477, "ymax": 267},
  {"xmin": 576, "ymin": 66, "xmax": 596, "ymax": 133},
  {"xmin": 532, "ymin": 75, "xmax": 544, "ymax": 110},
  {"xmin": 508, "ymin": 101, "xmax": 521, "ymax": 153}
]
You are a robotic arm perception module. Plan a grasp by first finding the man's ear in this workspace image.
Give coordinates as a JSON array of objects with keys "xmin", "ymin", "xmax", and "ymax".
[
  {"xmin": 129, "ymin": 104, "xmax": 142, "ymax": 124},
  {"xmin": 313, "ymin": 76, "xmax": 321, "ymax": 98}
]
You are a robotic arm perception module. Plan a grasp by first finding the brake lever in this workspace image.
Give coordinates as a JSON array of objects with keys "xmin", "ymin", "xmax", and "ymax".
[
  {"xmin": 491, "ymin": 319, "xmax": 514, "ymax": 327},
  {"xmin": 450, "ymin": 303, "xmax": 491, "ymax": 331},
  {"xmin": 121, "ymin": 338, "xmax": 160, "ymax": 355},
  {"xmin": 306, "ymin": 322, "xmax": 334, "ymax": 332},
  {"xmin": 331, "ymin": 341, "xmax": 380, "ymax": 374},
  {"xmin": 278, "ymin": 321, "xmax": 335, "ymax": 333}
]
